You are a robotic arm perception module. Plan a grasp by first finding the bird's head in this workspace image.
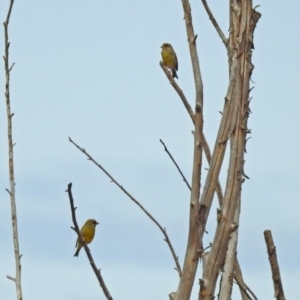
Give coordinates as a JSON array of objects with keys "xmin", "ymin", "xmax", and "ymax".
[
  {"xmin": 161, "ymin": 43, "xmax": 172, "ymax": 50},
  {"xmin": 85, "ymin": 219, "xmax": 99, "ymax": 228}
]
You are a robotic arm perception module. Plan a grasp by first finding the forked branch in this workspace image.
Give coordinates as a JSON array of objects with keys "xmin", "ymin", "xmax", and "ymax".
[
  {"xmin": 160, "ymin": 62, "xmax": 224, "ymax": 205},
  {"xmin": 66, "ymin": 183, "xmax": 113, "ymax": 300},
  {"xmin": 68, "ymin": 137, "xmax": 182, "ymax": 276}
]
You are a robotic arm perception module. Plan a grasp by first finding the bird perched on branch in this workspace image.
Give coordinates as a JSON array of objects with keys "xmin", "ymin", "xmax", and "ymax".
[
  {"xmin": 161, "ymin": 43, "xmax": 178, "ymax": 79},
  {"xmin": 74, "ymin": 219, "xmax": 99, "ymax": 257}
]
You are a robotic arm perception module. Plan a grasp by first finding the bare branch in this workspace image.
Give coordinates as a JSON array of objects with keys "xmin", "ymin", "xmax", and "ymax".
[
  {"xmin": 218, "ymin": 193, "xmax": 241, "ymax": 298},
  {"xmin": 3, "ymin": 1, "xmax": 23, "ymax": 299},
  {"xmin": 8, "ymin": 62, "xmax": 15, "ymax": 72},
  {"xmin": 68, "ymin": 138, "xmax": 182, "ymax": 276},
  {"xmin": 7, "ymin": 275, "xmax": 16, "ymax": 282},
  {"xmin": 264, "ymin": 230, "xmax": 286, "ymax": 300},
  {"xmin": 160, "ymin": 61, "xmax": 194, "ymax": 122},
  {"xmin": 159, "ymin": 62, "xmax": 224, "ymax": 206},
  {"xmin": 234, "ymin": 276, "xmax": 255, "ymax": 300},
  {"xmin": 201, "ymin": 0, "xmax": 228, "ymax": 47},
  {"xmin": 160, "ymin": 139, "xmax": 191, "ymax": 191},
  {"xmin": 66, "ymin": 183, "xmax": 113, "ymax": 300},
  {"xmin": 244, "ymin": 282, "xmax": 259, "ymax": 300},
  {"xmin": 174, "ymin": 1, "xmax": 204, "ymax": 299},
  {"xmin": 233, "ymin": 260, "xmax": 251, "ymax": 300},
  {"xmin": 200, "ymin": 2, "xmax": 261, "ymax": 298},
  {"xmin": 202, "ymin": 134, "xmax": 224, "ymax": 207}
]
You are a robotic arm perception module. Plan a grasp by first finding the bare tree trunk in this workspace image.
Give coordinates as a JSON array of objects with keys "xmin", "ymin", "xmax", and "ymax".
[
  {"xmin": 218, "ymin": 194, "xmax": 240, "ymax": 299},
  {"xmin": 264, "ymin": 230, "xmax": 286, "ymax": 300},
  {"xmin": 3, "ymin": 1, "xmax": 23, "ymax": 300},
  {"xmin": 199, "ymin": 1, "xmax": 261, "ymax": 299}
]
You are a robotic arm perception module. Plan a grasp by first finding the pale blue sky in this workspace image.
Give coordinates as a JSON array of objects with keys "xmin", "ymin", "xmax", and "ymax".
[{"xmin": 1, "ymin": 1, "xmax": 299, "ymax": 299}]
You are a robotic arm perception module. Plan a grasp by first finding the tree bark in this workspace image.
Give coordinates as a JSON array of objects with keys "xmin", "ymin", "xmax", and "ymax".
[
  {"xmin": 199, "ymin": 2, "xmax": 261, "ymax": 299},
  {"xmin": 3, "ymin": 1, "xmax": 23, "ymax": 299},
  {"xmin": 174, "ymin": 1, "xmax": 204, "ymax": 299},
  {"xmin": 264, "ymin": 230, "xmax": 286, "ymax": 300},
  {"xmin": 218, "ymin": 194, "xmax": 240, "ymax": 299}
]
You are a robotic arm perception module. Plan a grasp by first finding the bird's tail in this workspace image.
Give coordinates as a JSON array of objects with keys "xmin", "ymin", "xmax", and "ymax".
[
  {"xmin": 172, "ymin": 70, "xmax": 178, "ymax": 79},
  {"xmin": 74, "ymin": 247, "xmax": 80, "ymax": 257}
]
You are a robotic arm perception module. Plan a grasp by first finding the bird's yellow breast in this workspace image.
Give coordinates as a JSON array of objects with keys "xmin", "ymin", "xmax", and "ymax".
[
  {"xmin": 81, "ymin": 226, "xmax": 95, "ymax": 244},
  {"xmin": 161, "ymin": 49, "xmax": 177, "ymax": 69}
]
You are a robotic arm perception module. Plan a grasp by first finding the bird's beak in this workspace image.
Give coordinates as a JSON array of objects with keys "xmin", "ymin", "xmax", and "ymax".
[{"xmin": 96, "ymin": 221, "xmax": 99, "ymax": 225}]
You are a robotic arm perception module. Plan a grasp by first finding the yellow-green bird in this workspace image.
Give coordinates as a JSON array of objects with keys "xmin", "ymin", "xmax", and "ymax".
[
  {"xmin": 74, "ymin": 219, "xmax": 99, "ymax": 257},
  {"xmin": 161, "ymin": 43, "xmax": 178, "ymax": 79}
]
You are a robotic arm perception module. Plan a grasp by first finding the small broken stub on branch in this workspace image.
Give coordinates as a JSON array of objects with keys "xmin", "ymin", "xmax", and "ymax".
[
  {"xmin": 230, "ymin": 222, "xmax": 238, "ymax": 232},
  {"xmin": 195, "ymin": 103, "xmax": 202, "ymax": 113},
  {"xmin": 193, "ymin": 247, "xmax": 203, "ymax": 260}
]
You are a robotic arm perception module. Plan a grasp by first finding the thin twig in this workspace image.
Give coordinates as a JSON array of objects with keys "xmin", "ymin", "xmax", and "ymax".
[
  {"xmin": 264, "ymin": 230, "xmax": 286, "ymax": 300},
  {"xmin": 160, "ymin": 139, "xmax": 191, "ymax": 191},
  {"xmin": 233, "ymin": 277, "xmax": 254, "ymax": 300},
  {"xmin": 234, "ymin": 260, "xmax": 251, "ymax": 300},
  {"xmin": 4, "ymin": 1, "xmax": 23, "ymax": 300},
  {"xmin": 68, "ymin": 137, "xmax": 182, "ymax": 277},
  {"xmin": 66, "ymin": 183, "xmax": 113, "ymax": 300},
  {"xmin": 244, "ymin": 282, "xmax": 259, "ymax": 300},
  {"xmin": 7, "ymin": 275, "xmax": 16, "ymax": 282},
  {"xmin": 201, "ymin": 0, "xmax": 228, "ymax": 47}
]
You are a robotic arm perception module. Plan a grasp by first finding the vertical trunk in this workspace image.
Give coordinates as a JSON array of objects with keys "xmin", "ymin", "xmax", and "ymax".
[
  {"xmin": 218, "ymin": 194, "xmax": 240, "ymax": 299},
  {"xmin": 199, "ymin": 1, "xmax": 260, "ymax": 299},
  {"xmin": 3, "ymin": 1, "xmax": 23, "ymax": 299},
  {"xmin": 175, "ymin": 1, "xmax": 204, "ymax": 299}
]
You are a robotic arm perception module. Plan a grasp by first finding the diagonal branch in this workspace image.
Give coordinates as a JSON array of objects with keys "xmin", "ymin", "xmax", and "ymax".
[
  {"xmin": 160, "ymin": 139, "xmax": 191, "ymax": 191},
  {"xmin": 160, "ymin": 62, "xmax": 224, "ymax": 206},
  {"xmin": 234, "ymin": 260, "xmax": 254, "ymax": 300},
  {"xmin": 201, "ymin": 0, "xmax": 228, "ymax": 47},
  {"xmin": 66, "ymin": 183, "xmax": 113, "ymax": 300},
  {"xmin": 160, "ymin": 61, "xmax": 194, "ymax": 121},
  {"xmin": 68, "ymin": 137, "xmax": 182, "ymax": 277},
  {"xmin": 234, "ymin": 276, "xmax": 255, "ymax": 300}
]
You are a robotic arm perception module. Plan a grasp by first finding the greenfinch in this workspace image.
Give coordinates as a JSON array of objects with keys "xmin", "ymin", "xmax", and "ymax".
[
  {"xmin": 161, "ymin": 43, "xmax": 178, "ymax": 79},
  {"xmin": 74, "ymin": 219, "xmax": 99, "ymax": 257}
]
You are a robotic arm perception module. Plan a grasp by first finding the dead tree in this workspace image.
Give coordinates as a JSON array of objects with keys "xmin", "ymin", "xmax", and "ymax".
[
  {"xmin": 70, "ymin": 1, "xmax": 261, "ymax": 299},
  {"xmin": 175, "ymin": 1, "xmax": 261, "ymax": 300}
]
